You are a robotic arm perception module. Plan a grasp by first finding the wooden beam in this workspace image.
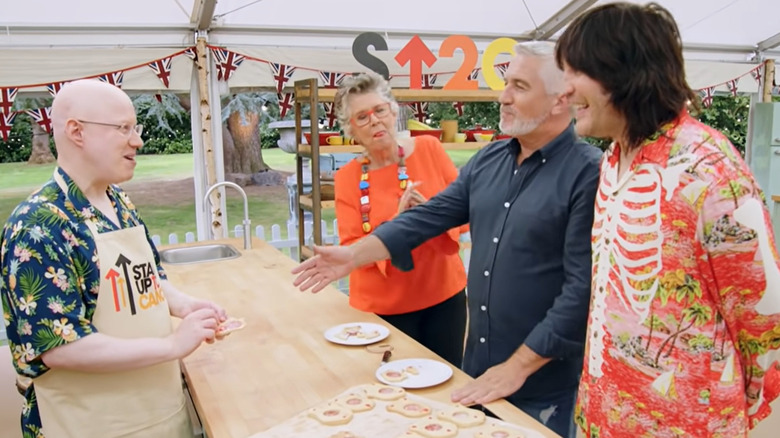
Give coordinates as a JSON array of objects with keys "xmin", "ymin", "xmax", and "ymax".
[
  {"xmin": 527, "ymin": 0, "xmax": 598, "ymax": 41},
  {"xmin": 191, "ymin": 0, "xmax": 218, "ymax": 31},
  {"xmin": 195, "ymin": 38, "xmax": 224, "ymax": 238},
  {"xmin": 763, "ymin": 60, "xmax": 776, "ymax": 103}
]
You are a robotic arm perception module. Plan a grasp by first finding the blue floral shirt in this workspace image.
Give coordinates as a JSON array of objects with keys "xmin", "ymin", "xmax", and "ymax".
[{"xmin": 0, "ymin": 167, "xmax": 165, "ymax": 437}]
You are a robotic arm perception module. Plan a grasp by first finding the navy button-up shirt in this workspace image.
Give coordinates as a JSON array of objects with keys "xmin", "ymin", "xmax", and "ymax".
[{"xmin": 374, "ymin": 124, "xmax": 602, "ymax": 400}]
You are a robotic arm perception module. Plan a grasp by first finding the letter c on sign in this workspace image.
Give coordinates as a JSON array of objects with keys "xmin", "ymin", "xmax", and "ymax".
[{"xmin": 481, "ymin": 38, "xmax": 517, "ymax": 90}]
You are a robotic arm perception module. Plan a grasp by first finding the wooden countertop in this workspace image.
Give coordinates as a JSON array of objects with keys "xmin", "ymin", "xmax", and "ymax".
[
  {"xmin": 772, "ymin": 195, "xmax": 780, "ymax": 202},
  {"xmin": 161, "ymin": 238, "xmax": 560, "ymax": 438}
]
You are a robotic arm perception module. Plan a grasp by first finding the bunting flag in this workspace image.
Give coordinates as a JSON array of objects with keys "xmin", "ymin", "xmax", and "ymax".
[
  {"xmin": 452, "ymin": 70, "xmax": 479, "ymax": 117},
  {"xmin": 211, "ymin": 48, "xmax": 245, "ymax": 81},
  {"xmin": 25, "ymin": 107, "xmax": 53, "ymax": 133},
  {"xmin": 323, "ymin": 102, "xmax": 338, "ymax": 129},
  {"xmin": 46, "ymin": 82, "xmax": 68, "ymax": 97},
  {"xmin": 319, "ymin": 71, "xmax": 346, "ymax": 89},
  {"xmin": 0, "ymin": 87, "xmax": 18, "ymax": 114},
  {"xmin": 421, "ymin": 74, "xmax": 437, "ymax": 89},
  {"xmin": 452, "ymin": 101, "xmax": 464, "ymax": 117},
  {"xmin": 148, "ymin": 57, "xmax": 173, "ymax": 88},
  {"xmin": 278, "ymin": 92, "xmax": 295, "ymax": 118},
  {"xmin": 751, "ymin": 67, "xmax": 763, "ymax": 84},
  {"xmin": 98, "ymin": 72, "xmax": 125, "ymax": 88},
  {"xmin": 155, "ymin": 94, "xmax": 163, "ymax": 103},
  {"xmin": 184, "ymin": 47, "xmax": 197, "ymax": 61},
  {"xmin": 408, "ymin": 102, "xmax": 429, "ymax": 122},
  {"xmin": 700, "ymin": 87, "xmax": 715, "ymax": 108},
  {"xmin": 270, "ymin": 63, "xmax": 297, "ymax": 93},
  {"xmin": 494, "ymin": 63, "xmax": 509, "ymax": 81},
  {"xmin": 0, "ymin": 112, "xmax": 16, "ymax": 141},
  {"xmin": 726, "ymin": 79, "xmax": 738, "ymax": 97}
]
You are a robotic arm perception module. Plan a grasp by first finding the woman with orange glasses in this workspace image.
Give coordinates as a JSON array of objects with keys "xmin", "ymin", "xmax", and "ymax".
[{"xmin": 331, "ymin": 72, "xmax": 467, "ymax": 366}]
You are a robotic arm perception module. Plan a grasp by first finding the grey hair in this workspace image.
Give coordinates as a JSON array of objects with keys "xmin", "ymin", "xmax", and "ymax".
[
  {"xmin": 513, "ymin": 41, "xmax": 564, "ymax": 95},
  {"xmin": 334, "ymin": 71, "xmax": 399, "ymax": 136}
]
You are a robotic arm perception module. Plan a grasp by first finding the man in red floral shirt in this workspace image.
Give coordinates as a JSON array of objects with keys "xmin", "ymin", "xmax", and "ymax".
[{"xmin": 555, "ymin": 2, "xmax": 780, "ymax": 437}]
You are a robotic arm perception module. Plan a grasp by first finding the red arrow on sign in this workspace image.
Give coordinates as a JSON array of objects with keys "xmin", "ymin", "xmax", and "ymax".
[{"xmin": 395, "ymin": 35, "xmax": 437, "ymax": 89}]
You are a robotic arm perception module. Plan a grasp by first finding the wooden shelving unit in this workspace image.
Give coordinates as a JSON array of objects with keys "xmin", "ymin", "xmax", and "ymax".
[{"xmin": 293, "ymin": 78, "xmax": 496, "ymax": 260}]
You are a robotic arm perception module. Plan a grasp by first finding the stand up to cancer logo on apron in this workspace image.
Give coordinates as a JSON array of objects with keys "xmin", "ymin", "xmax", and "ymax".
[{"xmin": 33, "ymin": 172, "xmax": 191, "ymax": 438}]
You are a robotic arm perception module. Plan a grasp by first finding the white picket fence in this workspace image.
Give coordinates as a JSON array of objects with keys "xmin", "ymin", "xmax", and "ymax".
[{"xmin": 150, "ymin": 220, "xmax": 472, "ymax": 272}]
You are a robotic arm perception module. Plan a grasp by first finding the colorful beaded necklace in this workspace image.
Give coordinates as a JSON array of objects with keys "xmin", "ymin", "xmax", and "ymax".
[{"xmin": 359, "ymin": 145, "xmax": 407, "ymax": 233}]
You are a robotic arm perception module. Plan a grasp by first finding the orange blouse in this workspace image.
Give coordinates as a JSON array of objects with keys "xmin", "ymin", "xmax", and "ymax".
[{"xmin": 334, "ymin": 135, "xmax": 468, "ymax": 315}]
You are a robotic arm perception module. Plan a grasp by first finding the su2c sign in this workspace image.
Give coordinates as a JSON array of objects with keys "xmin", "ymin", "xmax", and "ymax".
[{"xmin": 352, "ymin": 32, "xmax": 516, "ymax": 91}]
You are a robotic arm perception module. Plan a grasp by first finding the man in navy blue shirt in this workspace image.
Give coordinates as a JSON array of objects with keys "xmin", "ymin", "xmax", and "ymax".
[{"xmin": 293, "ymin": 42, "xmax": 601, "ymax": 438}]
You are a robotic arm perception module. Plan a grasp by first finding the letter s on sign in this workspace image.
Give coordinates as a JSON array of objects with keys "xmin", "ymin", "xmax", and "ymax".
[{"xmin": 353, "ymin": 32, "xmax": 390, "ymax": 80}]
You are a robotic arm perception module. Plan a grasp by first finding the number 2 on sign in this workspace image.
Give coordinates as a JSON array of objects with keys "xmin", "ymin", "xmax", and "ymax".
[{"xmin": 439, "ymin": 36, "xmax": 479, "ymax": 90}]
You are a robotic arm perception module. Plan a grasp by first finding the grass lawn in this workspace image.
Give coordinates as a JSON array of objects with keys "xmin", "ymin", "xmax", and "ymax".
[{"xmin": 0, "ymin": 147, "xmax": 477, "ymax": 240}]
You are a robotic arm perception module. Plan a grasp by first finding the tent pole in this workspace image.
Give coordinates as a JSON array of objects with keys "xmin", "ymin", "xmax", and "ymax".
[
  {"xmin": 762, "ymin": 59, "xmax": 776, "ymax": 102},
  {"xmin": 195, "ymin": 36, "xmax": 224, "ymax": 239}
]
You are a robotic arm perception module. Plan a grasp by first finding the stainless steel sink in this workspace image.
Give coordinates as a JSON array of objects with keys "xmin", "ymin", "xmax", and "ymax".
[{"xmin": 159, "ymin": 243, "xmax": 241, "ymax": 265}]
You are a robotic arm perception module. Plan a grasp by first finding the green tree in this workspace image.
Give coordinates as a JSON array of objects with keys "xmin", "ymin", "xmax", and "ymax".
[{"xmin": 695, "ymin": 95, "xmax": 751, "ymax": 156}]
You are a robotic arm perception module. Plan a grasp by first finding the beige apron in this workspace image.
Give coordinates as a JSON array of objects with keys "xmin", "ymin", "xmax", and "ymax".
[{"xmin": 33, "ymin": 173, "xmax": 191, "ymax": 438}]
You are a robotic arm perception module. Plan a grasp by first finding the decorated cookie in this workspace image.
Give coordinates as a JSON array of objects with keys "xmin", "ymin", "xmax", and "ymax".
[
  {"xmin": 335, "ymin": 325, "xmax": 362, "ymax": 340},
  {"xmin": 329, "ymin": 432, "xmax": 363, "ymax": 438},
  {"xmin": 358, "ymin": 329, "xmax": 381, "ymax": 339},
  {"xmin": 363, "ymin": 383, "xmax": 406, "ymax": 400},
  {"xmin": 395, "ymin": 432, "xmax": 424, "ymax": 437},
  {"xmin": 436, "ymin": 405, "xmax": 486, "ymax": 428},
  {"xmin": 473, "ymin": 423, "xmax": 527, "ymax": 438},
  {"xmin": 380, "ymin": 369, "xmax": 408, "ymax": 382},
  {"xmin": 215, "ymin": 317, "xmax": 246, "ymax": 337},
  {"xmin": 308, "ymin": 403, "xmax": 353, "ymax": 426},
  {"xmin": 333, "ymin": 392, "xmax": 375, "ymax": 413},
  {"xmin": 405, "ymin": 365, "xmax": 420, "ymax": 375},
  {"xmin": 408, "ymin": 416, "xmax": 458, "ymax": 438},
  {"xmin": 387, "ymin": 398, "xmax": 432, "ymax": 418}
]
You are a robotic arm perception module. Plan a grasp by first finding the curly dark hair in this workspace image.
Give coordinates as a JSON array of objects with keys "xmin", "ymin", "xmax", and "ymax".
[{"xmin": 555, "ymin": 2, "xmax": 698, "ymax": 149}]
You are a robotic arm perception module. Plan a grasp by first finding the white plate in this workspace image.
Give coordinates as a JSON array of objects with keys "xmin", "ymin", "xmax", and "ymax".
[
  {"xmin": 375, "ymin": 358, "xmax": 453, "ymax": 388},
  {"xmin": 323, "ymin": 322, "xmax": 390, "ymax": 346}
]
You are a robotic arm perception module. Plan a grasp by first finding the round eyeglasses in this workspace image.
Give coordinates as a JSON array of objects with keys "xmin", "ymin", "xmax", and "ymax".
[
  {"xmin": 78, "ymin": 120, "xmax": 144, "ymax": 137},
  {"xmin": 351, "ymin": 103, "xmax": 393, "ymax": 127}
]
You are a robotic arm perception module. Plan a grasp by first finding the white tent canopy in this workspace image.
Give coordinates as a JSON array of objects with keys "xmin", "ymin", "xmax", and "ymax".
[
  {"xmin": 2, "ymin": 0, "xmax": 779, "ymax": 239},
  {"xmin": 2, "ymin": 0, "xmax": 779, "ymax": 93}
]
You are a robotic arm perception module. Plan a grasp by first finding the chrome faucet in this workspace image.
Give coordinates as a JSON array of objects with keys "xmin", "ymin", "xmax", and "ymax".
[{"xmin": 204, "ymin": 181, "xmax": 252, "ymax": 250}]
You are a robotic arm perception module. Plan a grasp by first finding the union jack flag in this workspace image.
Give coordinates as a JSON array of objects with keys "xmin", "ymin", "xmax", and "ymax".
[
  {"xmin": 46, "ymin": 82, "xmax": 68, "ymax": 97},
  {"xmin": 278, "ymin": 92, "xmax": 295, "ymax": 118},
  {"xmin": 494, "ymin": 63, "xmax": 509, "ymax": 81},
  {"xmin": 408, "ymin": 102, "xmax": 428, "ymax": 122},
  {"xmin": 726, "ymin": 79, "xmax": 738, "ymax": 97},
  {"xmin": 184, "ymin": 47, "xmax": 197, "ymax": 61},
  {"xmin": 148, "ymin": 57, "xmax": 173, "ymax": 88},
  {"xmin": 323, "ymin": 102, "xmax": 338, "ymax": 129},
  {"xmin": 469, "ymin": 69, "xmax": 480, "ymax": 81},
  {"xmin": 421, "ymin": 74, "xmax": 437, "ymax": 89},
  {"xmin": 452, "ymin": 101, "xmax": 465, "ymax": 117},
  {"xmin": 751, "ymin": 67, "xmax": 763, "ymax": 84},
  {"xmin": 0, "ymin": 112, "xmax": 16, "ymax": 141},
  {"xmin": 98, "ymin": 71, "xmax": 125, "ymax": 88},
  {"xmin": 270, "ymin": 63, "xmax": 297, "ymax": 93},
  {"xmin": 211, "ymin": 48, "xmax": 245, "ymax": 81},
  {"xmin": 0, "ymin": 87, "xmax": 18, "ymax": 114},
  {"xmin": 699, "ymin": 87, "xmax": 715, "ymax": 108},
  {"xmin": 319, "ymin": 71, "xmax": 346, "ymax": 89},
  {"xmin": 26, "ymin": 107, "xmax": 53, "ymax": 134}
]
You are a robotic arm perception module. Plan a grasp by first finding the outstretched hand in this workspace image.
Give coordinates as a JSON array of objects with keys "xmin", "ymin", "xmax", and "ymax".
[{"xmin": 291, "ymin": 245, "xmax": 356, "ymax": 293}]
